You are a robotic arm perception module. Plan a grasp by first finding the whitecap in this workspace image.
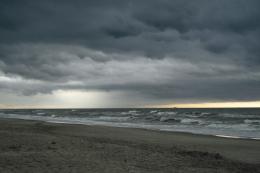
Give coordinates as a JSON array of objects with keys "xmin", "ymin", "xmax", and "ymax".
[
  {"xmin": 244, "ymin": 119, "xmax": 260, "ymax": 124},
  {"xmin": 181, "ymin": 118, "xmax": 204, "ymax": 125},
  {"xmin": 96, "ymin": 116, "xmax": 130, "ymax": 122},
  {"xmin": 51, "ymin": 114, "xmax": 57, "ymax": 118}
]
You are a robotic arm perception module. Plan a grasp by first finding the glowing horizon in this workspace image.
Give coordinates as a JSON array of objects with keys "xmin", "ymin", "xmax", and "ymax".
[
  {"xmin": 1, "ymin": 100, "xmax": 260, "ymax": 109},
  {"xmin": 156, "ymin": 101, "xmax": 260, "ymax": 108}
]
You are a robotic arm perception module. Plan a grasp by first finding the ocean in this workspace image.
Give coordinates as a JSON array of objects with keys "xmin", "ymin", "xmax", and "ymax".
[{"xmin": 0, "ymin": 108, "xmax": 260, "ymax": 139}]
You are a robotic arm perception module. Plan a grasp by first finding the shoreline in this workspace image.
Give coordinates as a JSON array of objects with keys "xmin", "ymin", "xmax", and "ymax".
[
  {"xmin": 1, "ymin": 116, "xmax": 260, "ymax": 141},
  {"xmin": 0, "ymin": 118, "xmax": 260, "ymax": 172}
]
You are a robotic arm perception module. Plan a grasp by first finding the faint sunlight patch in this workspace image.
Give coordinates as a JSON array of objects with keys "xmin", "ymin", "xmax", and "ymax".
[
  {"xmin": 52, "ymin": 90, "xmax": 105, "ymax": 108},
  {"xmin": 0, "ymin": 90, "xmax": 109, "ymax": 108}
]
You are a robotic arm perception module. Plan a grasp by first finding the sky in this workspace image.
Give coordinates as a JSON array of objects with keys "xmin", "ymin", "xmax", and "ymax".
[{"xmin": 0, "ymin": 0, "xmax": 260, "ymax": 108}]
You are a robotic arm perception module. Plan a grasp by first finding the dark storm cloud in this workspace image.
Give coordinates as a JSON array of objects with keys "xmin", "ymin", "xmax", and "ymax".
[{"xmin": 0, "ymin": 0, "xmax": 260, "ymax": 103}]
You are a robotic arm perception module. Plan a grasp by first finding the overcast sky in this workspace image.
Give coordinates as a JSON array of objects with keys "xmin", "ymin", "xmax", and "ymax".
[{"xmin": 0, "ymin": 0, "xmax": 260, "ymax": 108}]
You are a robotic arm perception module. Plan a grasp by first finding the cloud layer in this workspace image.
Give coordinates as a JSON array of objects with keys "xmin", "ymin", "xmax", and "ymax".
[{"xmin": 0, "ymin": 0, "xmax": 260, "ymax": 105}]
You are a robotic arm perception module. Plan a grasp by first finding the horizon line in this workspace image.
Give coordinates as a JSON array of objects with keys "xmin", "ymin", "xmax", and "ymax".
[
  {"xmin": 0, "ymin": 107, "xmax": 260, "ymax": 109},
  {"xmin": 1, "ymin": 101, "xmax": 260, "ymax": 109}
]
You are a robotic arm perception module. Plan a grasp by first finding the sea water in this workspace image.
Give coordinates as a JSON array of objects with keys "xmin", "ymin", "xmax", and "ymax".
[{"xmin": 0, "ymin": 108, "xmax": 259, "ymax": 139}]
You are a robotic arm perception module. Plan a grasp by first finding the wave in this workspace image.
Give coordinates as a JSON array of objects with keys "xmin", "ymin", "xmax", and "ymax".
[
  {"xmin": 36, "ymin": 112, "xmax": 46, "ymax": 115},
  {"xmin": 159, "ymin": 116, "xmax": 180, "ymax": 123},
  {"xmin": 0, "ymin": 109, "xmax": 260, "ymax": 139},
  {"xmin": 120, "ymin": 110, "xmax": 140, "ymax": 116},
  {"xmin": 180, "ymin": 118, "xmax": 204, "ymax": 125},
  {"xmin": 215, "ymin": 135, "xmax": 243, "ymax": 139},
  {"xmin": 51, "ymin": 114, "xmax": 57, "ymax": 118},
  {"xmin": 95, "ymin": 116, "xmax": 131, "ymax": 122},
  {"xmin": 244, "ymin": 119, "xmax": 260, "ymax": 125},
  {"xmin": 207, "ymin": 123, "xmax": 256, "ymax": 131}
]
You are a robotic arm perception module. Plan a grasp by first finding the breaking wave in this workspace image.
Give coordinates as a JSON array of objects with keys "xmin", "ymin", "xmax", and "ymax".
[{"xmin": 0, "ymin": 108, "xmax": 259, "ymax": 139}]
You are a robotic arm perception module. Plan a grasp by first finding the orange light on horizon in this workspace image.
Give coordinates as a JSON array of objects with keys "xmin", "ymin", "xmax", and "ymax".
[{"xmin": 154, "ymin": 101, "xmax": 260, "ymax": 108}]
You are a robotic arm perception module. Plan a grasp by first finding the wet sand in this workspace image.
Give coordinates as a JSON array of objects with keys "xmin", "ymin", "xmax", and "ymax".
[{"xmin": 0, "ymin": 118, "xmax": 259, "ymax": 173}]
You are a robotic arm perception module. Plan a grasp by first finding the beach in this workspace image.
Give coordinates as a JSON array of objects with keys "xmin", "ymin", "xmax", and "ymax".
[{"xmin": 0, "ymin": 118, "xmax": 259, "ymax": 173}]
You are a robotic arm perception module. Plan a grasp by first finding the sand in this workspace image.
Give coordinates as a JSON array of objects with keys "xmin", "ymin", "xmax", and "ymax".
[{"xmin": 0, "ymin": 118, "xmax": 259, "ymax": 173}]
